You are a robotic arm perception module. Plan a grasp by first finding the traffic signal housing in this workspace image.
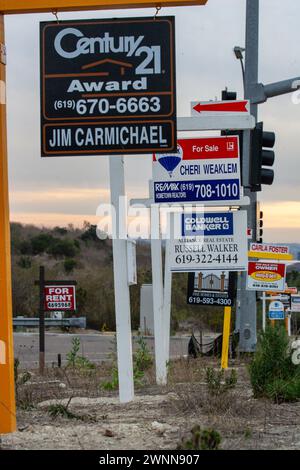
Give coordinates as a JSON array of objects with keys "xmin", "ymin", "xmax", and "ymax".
[
  {"xmin": 257, "ymin": 209, "xmax": 263, "ymax": 243},
  {"xmin": 250, "ymin": 122, "xmax": 275, "ymax": 192},
  {"xmin": 222, "ymin": 89, "xmax": 237, "ymax": 101}
]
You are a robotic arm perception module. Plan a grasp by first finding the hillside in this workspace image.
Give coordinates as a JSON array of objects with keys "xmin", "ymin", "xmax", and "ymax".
[{"xmin": 10, "ymin": 222, "xmax": 227, "ymax": 332}]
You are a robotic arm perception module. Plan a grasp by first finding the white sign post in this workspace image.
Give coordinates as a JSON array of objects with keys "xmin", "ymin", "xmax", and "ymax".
[{"xmin": 109, "ymin": 156, "xmax": 134, "ymax": 403}]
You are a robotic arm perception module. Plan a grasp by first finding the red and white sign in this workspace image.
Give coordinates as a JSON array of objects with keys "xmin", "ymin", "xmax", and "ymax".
[
  {"xmin": 247, "ymin": 262, "xmax": 286, "ymax": 292},
  {"xmin": 249, "ymin": 243, "xmax": 292, "ymax": 261},
  {"xmin": 44, "ymin": 285, "xmax": 76, "ymax": 311},
  {"xmin": 250, "ymin": 243, "xmax": 289, "ymax": 255},
  {"xmin": 191, "ymin": 100, "xmax": 249, "ymax": 116},
  {"xmin": 152, "ymin": 136, "xmax": 242, "ymax": 205}
]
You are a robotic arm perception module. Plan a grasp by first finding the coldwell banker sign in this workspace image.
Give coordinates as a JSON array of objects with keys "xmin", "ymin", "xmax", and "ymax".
[
  {"xmin": 171, "ymin": 211, "xmax": 248, "ymax": 272},
  {"xmin": 40, "ymin": 17, "xmax": 176, "ymax": 156}
]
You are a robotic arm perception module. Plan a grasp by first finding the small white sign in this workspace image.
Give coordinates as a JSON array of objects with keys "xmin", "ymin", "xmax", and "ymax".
[
  {"xmin": 291, "ymin": 295, "xmax": 300, "ymax": 312},
  {"xmin": 191, "ymin": 100, "xmax": 250, "ymax": 116},
  {"xmin": 170, "ymin": 210, "xmax": 248, "ymax": 272},
  {"xmin": 269, "ymin": 300, "xmax": 285, "ymax": 320}
]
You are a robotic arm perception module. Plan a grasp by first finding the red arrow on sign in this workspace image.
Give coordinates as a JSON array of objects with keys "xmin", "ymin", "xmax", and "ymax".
[{"xmin": 193, "ymin": 100, "xmax": 249, "ymax": 114}]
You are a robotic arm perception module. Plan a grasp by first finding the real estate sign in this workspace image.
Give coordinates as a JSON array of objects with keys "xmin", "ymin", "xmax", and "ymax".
[{"xmin": 40, "ymin": 17, "xmax": 177, "ymax": 156}]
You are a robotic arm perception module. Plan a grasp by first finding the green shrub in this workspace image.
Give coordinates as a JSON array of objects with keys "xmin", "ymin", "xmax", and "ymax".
[
  {"xmin": 134, "ymin": 335, "xmax": 153, "ymax": 372},
  {"xmin": 66, "ymin": 337, "xmax": 95, "ymax": 371},
  {"xmin": 48, "ymin": 402, "xmax": 77, "ymax": 419},
  {"xmin": 48, "ymin": 239, "xmax": 79, "ymax": 258},
  {"xmin": 64, "ymin": 258, "xmax": 77, "ymax": 273},
  {"xmin": 17, "ymin": 256, "xmax": 32, "ymax": 269},
  {"xmin": 205, "ymin": 367, "xmax": 237, "ymax": 396},
  {"xmin": 177, "ymin": 425, "xmax": 221, "ymax": 450},
  {"xmin": 101, "ymin": 335, "xmax": 153, "ymax": 390},
  {"xmin": 249, "ymin": 325, "xmax": 300, "ymax": 402},
  {"xmin": 31, "ymin": 233, "xmax": 55, "ymax": 255},
  {"xmin": 265, "ymin": 377, "xmax": 300, "ymax": 403}
]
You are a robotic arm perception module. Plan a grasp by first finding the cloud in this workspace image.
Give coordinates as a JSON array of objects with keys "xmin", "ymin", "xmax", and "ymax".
[{"xmin": 4, "ymin": 1, "xmax": 300, "ymax": 241}]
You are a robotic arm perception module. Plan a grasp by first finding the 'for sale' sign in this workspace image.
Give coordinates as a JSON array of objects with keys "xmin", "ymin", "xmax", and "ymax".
[
  {"xmin": 44, "ymin": 285, "xmax": 76, "ymax": 311},
  {"xmin": 247, "ymin": 262, "xmax": 286, "ymax": 292}
]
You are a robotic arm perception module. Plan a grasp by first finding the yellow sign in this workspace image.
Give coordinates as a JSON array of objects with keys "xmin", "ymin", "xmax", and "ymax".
[
  {"xmin": 248, "ymin": 251, "xmax": 293, "ymax": 261},
  {"xmin": 0, "ymin": 0, "xmax": 208, "ymax": 14},
  {"xmin": 251, "ymin": 271, "xmax": 282, "ymax": 282}
]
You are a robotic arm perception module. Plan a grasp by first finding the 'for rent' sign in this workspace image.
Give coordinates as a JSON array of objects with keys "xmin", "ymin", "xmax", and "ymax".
[{"xmin": 44, "ymin": 285, "xmax": 76, "ymax": 311}]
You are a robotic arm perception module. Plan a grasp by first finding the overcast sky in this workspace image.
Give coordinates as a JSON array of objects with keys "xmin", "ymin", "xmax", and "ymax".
[{"xmin": 4, "ymin": 0, "xmax": 300, "ymax": 242}]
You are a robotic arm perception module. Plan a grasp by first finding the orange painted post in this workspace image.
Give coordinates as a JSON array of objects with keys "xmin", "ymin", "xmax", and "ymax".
[
  {"xmin": 284, "ymin": 315, "xmax": 289, "ymax": 334},
  {"xmin": 0, "ymin": 0, "xmax": 208, "ymax": 14},
  {"xmin": 0, "ymin": 14, "xmax": 16, "ymax": 434},
  {"xmin": 221, "ymin": 307, "xmax": 231, "ymax": 369},
  {"xmin": 270, "ymin": 319, "xmax": 275, "ymax": 328}
]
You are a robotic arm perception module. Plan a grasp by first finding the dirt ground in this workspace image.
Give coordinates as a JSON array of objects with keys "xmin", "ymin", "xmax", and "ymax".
[{"xmin": 1, "ymin": 357, "xmax": 300, "ymax": 450}]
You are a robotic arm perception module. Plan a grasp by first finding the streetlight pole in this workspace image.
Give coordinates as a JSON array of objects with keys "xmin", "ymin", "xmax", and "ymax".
[{"xmin": 237, "ymin": 0, "xmax": 259, "ymax": 352}]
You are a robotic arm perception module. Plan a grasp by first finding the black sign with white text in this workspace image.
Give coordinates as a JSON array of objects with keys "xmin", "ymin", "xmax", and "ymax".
[
  {"xmin": 40, "ymin": 17, "xmax": 177, "ymax": 156},
  {"xmin": 187, "ymin": 271, "xmax": 237, "ymax": 307}
]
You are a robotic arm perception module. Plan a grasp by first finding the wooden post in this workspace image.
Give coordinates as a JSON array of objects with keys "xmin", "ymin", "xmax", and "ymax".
[
  {"xmin": 221, "ymin": 307, "xmax": 231, "ymax": 369},
  {"xmin": 0, "ymin": 14, "xmax": 16, "ymax": 434},
  {"xmin": 39, "ymin": 266, "xmax": 45, "ymax": 375}
]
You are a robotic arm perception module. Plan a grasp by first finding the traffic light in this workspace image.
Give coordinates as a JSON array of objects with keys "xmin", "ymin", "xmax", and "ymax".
[
  {"xmin": 222, "ymin": 89, "xmax": 237, "ymax": 101},
  {"xmin": 250, "ymin": 122, "xmax": 275, "ymax": 192},
  {"xmin": 257, "ymin": 210, "xmax": 263, "ymax": 243}
]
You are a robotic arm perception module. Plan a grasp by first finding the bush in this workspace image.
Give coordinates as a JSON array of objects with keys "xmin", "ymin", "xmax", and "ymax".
[
  {"xmin": 205, "ymin": 367, "xmax": 237, "ymax": 396},
  {"xmin": 265, "ymin": 377, "xmax": 300, "ymax": 403},
  {"xmin": 31, "ymin": 233, "xmax": 55, "ymax": 255},
  {"xmin": 66, "ymin": 337, "xmax": 95, "ymax": 371},
  {"xmin": 177, "ymin": 425, "xmax": 221, "ymax": 450},
  {"xmin": 249, "ymin": 325, "xmax": 300, "ymax": 402},
  {"xmin": 64, "ymin": 258, "xmax": 77, "ymax": 273},
  {"xmin": 48, "ymin": 239, "xmax": 79, "ymax": 258},
  {"xmin": 17, "ymin": 256, "xmax": 32, "ymax": 269}
]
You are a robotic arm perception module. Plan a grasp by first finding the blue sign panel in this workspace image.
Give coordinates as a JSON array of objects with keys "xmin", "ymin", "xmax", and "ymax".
[
  {"xmin": 269, "ymin": 311, "xmax": 285, "ymax": 320},
  {"xmin": 154, "ymin": 179, "xmax": 240, "ymax": 203},
  {"xmin": 182, "ymin": 212, "xmax": 234, "ymax": 237}
]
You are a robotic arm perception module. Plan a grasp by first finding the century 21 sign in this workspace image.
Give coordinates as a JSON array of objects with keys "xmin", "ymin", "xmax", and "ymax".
[{"xmin": 40, "ymin": 17, "xmax": 177, "ymax": 156}]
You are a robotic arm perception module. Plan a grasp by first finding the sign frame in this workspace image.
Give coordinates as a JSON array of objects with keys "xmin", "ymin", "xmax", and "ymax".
[
  {"xmin": 170, "ymin": 210, "xmax": 248, "ymax": 272},
  {"xmin": 247, "ymin": 261, "xmax": 286, "ymax": 292},
  {"xmin": 248, "ymin": 243, "xmax": 293, "ymax": 261},
  {"xmin": 269, "ymin": 300, "xmax": 285, "ymax": 320},
  {"xmin": 40, "ymin": 16, "xmax": 177, "ymax": 156},
  {"xmin": 44, "ymin": 284, "xmax": 77, "ymax": 312},
  {"xmin": 153, "ymin": 135, "xmax": 243, "ymax": 206},
  {"xmin": 0, "ymin": 0, "xmax": 208, "ymax": 14}
]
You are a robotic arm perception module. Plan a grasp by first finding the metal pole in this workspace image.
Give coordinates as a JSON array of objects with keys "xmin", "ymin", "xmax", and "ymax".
[
  {"xmin": 0, "ymin": 14, "xmax": 16, "ymax": 434},
  {"xmin": 151, "ymin": 204, "xmax": 166, "ymax": 385},
  {"xmin": 262, "ymin": 292, "xmax": 266, "ymax": 331},
  {"xmin": 39, "ymin": 266, "xmax": 45, "ymax": 375},
  {"xmin": 237, "ymin": 0, "xmax": 259, "ymax": 352},
  {"xmin": 109, "ymin": 156, "xmax": 134, "ymax": 403}
]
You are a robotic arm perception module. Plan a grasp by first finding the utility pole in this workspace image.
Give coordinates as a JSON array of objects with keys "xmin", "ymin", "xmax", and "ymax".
[{"xmin": 237, "ymin": 0, "xmax": 259, "ymax": 352}]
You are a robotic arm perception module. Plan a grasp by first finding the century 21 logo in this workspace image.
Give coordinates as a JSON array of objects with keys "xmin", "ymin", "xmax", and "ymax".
[{"xmin": 54, "ymin": 28, "xmax": 162, "ymax": 75}]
